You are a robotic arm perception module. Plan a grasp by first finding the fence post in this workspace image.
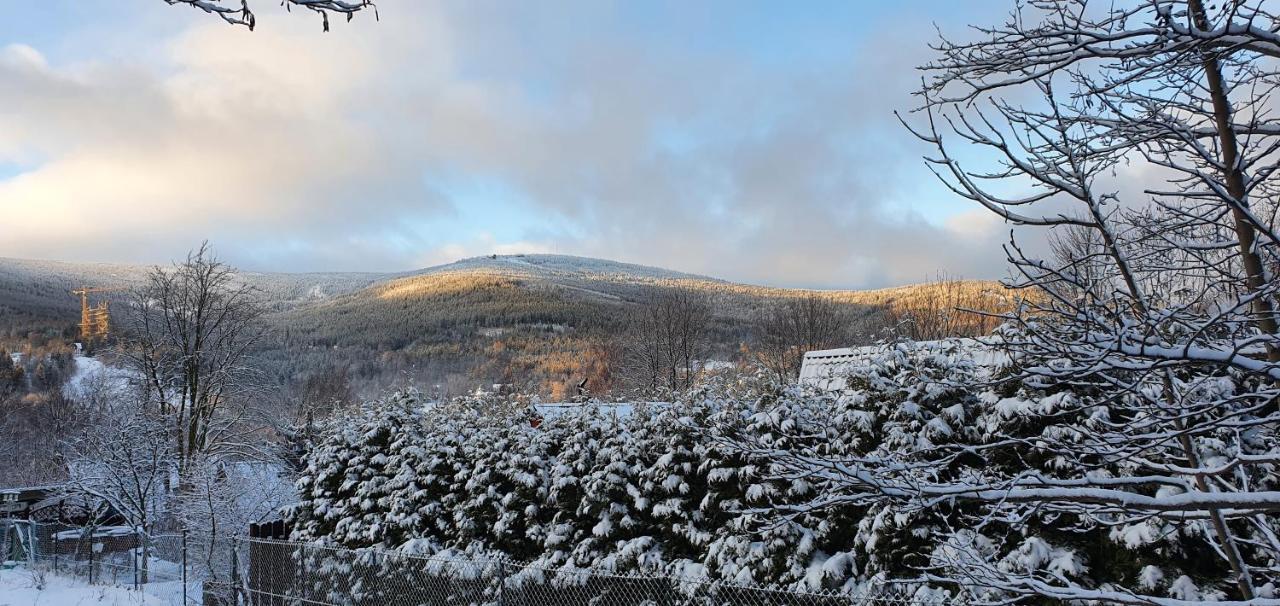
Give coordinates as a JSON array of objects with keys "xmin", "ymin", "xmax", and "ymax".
[
  {"xmin": 26, "ymin": 522, "xmax": 38, "ymax": 567},
  {"xmin": 88, "ymin": 539, "xmax": 94, "ymax": 585},
  {"xmin": 230, "ymin": 537, "xmax": 241, "ymax": 606},
  {"xmin": 497, "ymin": 559, "xmax": 507, "ymax": 606},
  {"xmin": 297, "ymin": 541, "xmax": 306, "ymax": 605},
  {"xmin": 182, "ymin": 528, "xmax": 188, "ymax": 606}
]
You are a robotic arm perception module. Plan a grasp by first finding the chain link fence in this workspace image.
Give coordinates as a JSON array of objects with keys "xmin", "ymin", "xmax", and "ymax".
[
  {"xmin": 206, "ymin": 537, "xmax": 944, "ymax": 606},
  {"xmin": 1, "ymin": 519, "xmax": 202, "ymax": 605}
]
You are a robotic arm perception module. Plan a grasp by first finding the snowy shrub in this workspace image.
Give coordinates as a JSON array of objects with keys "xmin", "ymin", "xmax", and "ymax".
[
  {"xmin": 291, "ymin": 381, "xmax": 867, "ymax": 590},
  {"xmin": 289, "ymin": 343, "xmax": 1279, "ymax": 599}
]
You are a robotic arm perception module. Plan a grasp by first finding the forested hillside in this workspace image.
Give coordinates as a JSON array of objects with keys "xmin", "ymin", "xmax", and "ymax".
[
  {"xmin": 0, "ymin": 257, "xmax": 386, "ymax": 332},
  {"xmin": 0, "ymin": 254, "xmax": 1008, "ymax": 398}
]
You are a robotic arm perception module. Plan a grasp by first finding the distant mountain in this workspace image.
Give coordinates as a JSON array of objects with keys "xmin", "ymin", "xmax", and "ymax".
[
  {"xmin": 0, "ymin": 253, "xmax": 1000, "ymax": 337},
  {"xmin": 0, "ymin": 256, "xmax": 391, "ymax": 330},
  {"xmin": 414, "ymin": 254, "xmax": 719, "ymax": 283},
  {"xmin": 0, "ymin": 253, "xmax": 1007, "ymax": 395}
]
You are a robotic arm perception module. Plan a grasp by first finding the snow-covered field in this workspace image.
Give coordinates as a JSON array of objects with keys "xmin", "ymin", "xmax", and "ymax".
[{"xmin": 0, "ymin": 566, "xmax": 185, "ymax": 606}]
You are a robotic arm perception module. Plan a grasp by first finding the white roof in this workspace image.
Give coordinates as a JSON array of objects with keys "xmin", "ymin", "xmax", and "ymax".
[
  {"xmin": 799, "ymin": 338, "xmax": 1006, "ymax": 391},
  {"xmin": 799, "ymin": 346, "xmax": 882, "ymax": 391}
]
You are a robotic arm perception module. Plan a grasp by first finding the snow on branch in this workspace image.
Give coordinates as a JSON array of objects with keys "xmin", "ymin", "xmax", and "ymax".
[
  {"xmin": 164, "ymin": 0, "xmax": 376, "ymax": 31},
  {"xmin": 746, "ymin": 1, "xmax": 1280, "ymax": 601}
]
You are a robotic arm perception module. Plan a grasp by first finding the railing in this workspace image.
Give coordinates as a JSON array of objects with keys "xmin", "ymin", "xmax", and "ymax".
[{"xmin": 206, "ymin": 537, "xmax": 945, "ymax": 606}]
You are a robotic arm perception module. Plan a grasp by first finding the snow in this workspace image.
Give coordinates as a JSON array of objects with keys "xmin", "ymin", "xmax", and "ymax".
[
  {"xmin": 1169, "ymin": 575, "xmax": 1200, "ymax": 601},
  {"xmin": 62, "ymin": 354, "xmax": 135, "ymax": 402},
  {"xmin": 1139, "ymin": 565, "xmax": 1165, "ymax": 590},
  {"xmin": 698, "ymin": 360, "xmax": 735, "ymax": 371},
  {"xmin": 0, "ymin": 565, "xmax": 185, "ymax": 606},
  {"xmin": 52, "ymin": 527, "xmax": 134, "ymax": 540}
]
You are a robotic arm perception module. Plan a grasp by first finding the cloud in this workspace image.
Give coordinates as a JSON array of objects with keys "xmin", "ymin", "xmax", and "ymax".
[
  {"xmin": 0, "ymin": 20, "xmax": 448, "ymax": 265},
  {"xmin": 0, "ymin": 2, "xmax": 1015, "ymax": 288}
]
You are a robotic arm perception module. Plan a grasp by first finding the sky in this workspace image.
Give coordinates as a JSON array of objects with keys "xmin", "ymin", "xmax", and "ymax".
[{"xmin": 0, "ymin": 0, "xmax": 1021, "ymax": 289}]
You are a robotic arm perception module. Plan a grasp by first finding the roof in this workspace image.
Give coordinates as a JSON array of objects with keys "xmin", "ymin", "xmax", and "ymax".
[
  {"xmin": 0, "ymin": 485, "xmax": 62, "ymax": 516},
  {"xmin": 799, "ymin": 338, "xmax": 1007, "ymax": 391},
  {"xmin": 799, "ymin": 346, "xmax": 882, "ymax": 391}
]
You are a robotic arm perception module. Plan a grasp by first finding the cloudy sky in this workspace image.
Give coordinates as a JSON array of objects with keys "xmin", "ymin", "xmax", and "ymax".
[{"xmin": 0, "ymin": 0, "xmax": 1019, "ymax": 289}]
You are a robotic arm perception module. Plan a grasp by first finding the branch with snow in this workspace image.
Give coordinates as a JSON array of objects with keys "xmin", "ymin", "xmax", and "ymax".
[{"xmin": 163, "ymin": 0, "xmax": 376, "ymax": 31}]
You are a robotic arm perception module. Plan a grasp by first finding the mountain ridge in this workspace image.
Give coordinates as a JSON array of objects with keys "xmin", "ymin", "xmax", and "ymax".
[
  {"xmin": 0, "ymin": 252, "xmax": 850, "ymax": 295},
  {"xmin": 0, "ymin": 253, "xmax": 1005, "ymax": 334},
  {"xmin": 0, "ymin": 252, "xmax": 1008, "ymax": 397}
]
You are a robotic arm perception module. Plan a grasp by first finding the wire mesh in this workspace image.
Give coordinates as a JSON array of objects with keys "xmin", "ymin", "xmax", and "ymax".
[
  {"xmin": 206, "ymin": 538, "xmax": 939, "ymax": 606},
  {"xmin": 1, "ymin": 520, "xmax": 201, "ymax": 605}
]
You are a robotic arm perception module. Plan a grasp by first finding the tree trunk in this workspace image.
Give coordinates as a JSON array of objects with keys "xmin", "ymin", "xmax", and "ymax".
[
  {"xmin": 1177, "ymin": 5, "xmax": 1266, "ymax": 597},
  {"xmin": 1189, "ymin": 0, "xmax": 1280, "ymax": 368}
]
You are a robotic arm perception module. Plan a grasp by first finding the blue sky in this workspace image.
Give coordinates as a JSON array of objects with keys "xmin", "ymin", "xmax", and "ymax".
[{"xmin": 0, "ymin": 0, "xmax": 1016, "ymax": 288}]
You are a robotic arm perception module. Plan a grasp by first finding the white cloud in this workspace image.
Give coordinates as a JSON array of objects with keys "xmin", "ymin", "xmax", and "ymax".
[
  {"xmin": 0, "ymin": 3, "xmax": 1014, "ymax": 287},
  {"xmin": 2, "ymin": 43, "xmax": 46, "ymax": 70}
]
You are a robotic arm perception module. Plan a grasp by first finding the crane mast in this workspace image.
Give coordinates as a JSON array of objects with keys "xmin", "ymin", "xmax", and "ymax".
[{"xmin": 71, "ymin": 287, "xmax": 119, "ymax": 342}]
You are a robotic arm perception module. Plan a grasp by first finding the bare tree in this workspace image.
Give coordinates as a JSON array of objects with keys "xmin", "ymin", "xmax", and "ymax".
[
  {"xmin": 297, "ymin": 363, "xmax": 356, "ymax": 422},
  {"xmin": 64, "ymin": 410, "xmax": 174, "ymax": 582},
  {"xmin": 165, "ymin": 0, "xmax": 376, "ymax": 31},
  {"xmin": 119, "ymin": 243, "xmax": 269, "ymax": 476},
  {"xmin": 753, "ymin": 294, "xmax": 850, "ymax": 383},
  {"xmin": 620, "ymin": 288, "xmax": 712, "ymax": 395},
  {"xmin": 880, "ymin": 274, "xmax": 1004, "ymax": 341},
  {"xmin": 175, "ymin": 458, "xmax": 294, "ymax": 580},
  {"xmin": 1047, "ymin": 223, "xmax": 1110, "ymax": 305},
  {"xmin": 743, "ymin": 1, "xmax": 1280, "ymax": 602}
]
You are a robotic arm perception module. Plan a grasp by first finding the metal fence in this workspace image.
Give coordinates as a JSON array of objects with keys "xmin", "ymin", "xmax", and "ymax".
[
  {"xmin": 206, "ymin": 537, "xmax": 942, "ymax": 606},
  {"xmin": 2, "ymin": 519, "xmax": 201, "ymax": 605}
]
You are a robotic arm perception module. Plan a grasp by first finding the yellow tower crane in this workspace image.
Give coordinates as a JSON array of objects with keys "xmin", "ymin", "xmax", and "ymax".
[{"xmin": 71, "ymin": 287, "xmax": 120, "ymax": 342}]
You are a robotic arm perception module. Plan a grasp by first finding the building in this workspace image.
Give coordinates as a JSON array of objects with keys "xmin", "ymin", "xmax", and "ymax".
[{"xmin": 0, "ymin": 485, "xmax": 122, "ymax": 525}]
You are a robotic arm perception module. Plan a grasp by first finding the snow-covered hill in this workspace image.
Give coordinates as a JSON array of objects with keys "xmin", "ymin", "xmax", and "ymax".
[
  {"xmin": 412, "ymin": 254, "xmax": 719, "ymax": 284},
  {"xmin": 0, "ymin": 253, "xmax": 1002, "ymax": 357},
  {"xmin": 0, "ymin": 254, "xmax": 716, "ymax": 322}
]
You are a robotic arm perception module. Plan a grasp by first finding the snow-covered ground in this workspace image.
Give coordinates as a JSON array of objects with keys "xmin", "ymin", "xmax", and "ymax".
[
  {"xmin": 0, "ymin": 565, "xmax": 188, "ymax": 606},
  {"xmin": 62, "ymin": 354, "xmax": 136, "ymax": 402}
]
